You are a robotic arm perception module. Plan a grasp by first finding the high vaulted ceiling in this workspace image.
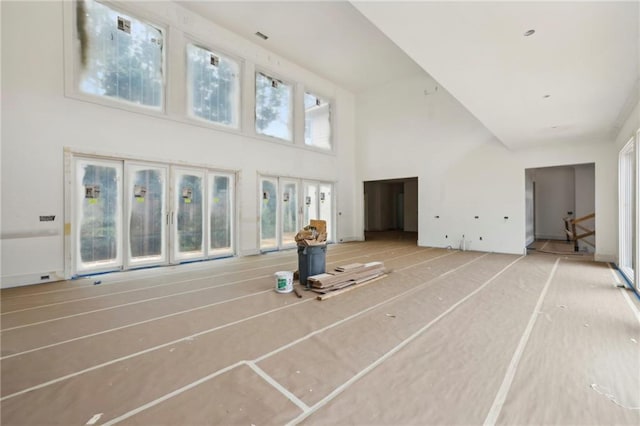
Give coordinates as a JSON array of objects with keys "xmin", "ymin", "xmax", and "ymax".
[
  {"xmin": 178, "ymin": 1, "xmax": 425, "ymax": 91},
  {"xmin": 179, "ymin": 1, "xmax": 639, "ymax": 150},
  {"xmin": 352, "ymin": 1, "xmax": 639, "ymax": 149}
]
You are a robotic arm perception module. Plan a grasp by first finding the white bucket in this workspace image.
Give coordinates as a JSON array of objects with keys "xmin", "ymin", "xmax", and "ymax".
[{"xmin": 274, "ymin": 271, "xmax": 294, "ymax": 293}]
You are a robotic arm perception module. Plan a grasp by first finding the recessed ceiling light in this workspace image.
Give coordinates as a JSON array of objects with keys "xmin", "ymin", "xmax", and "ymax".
[
  {"xmin": 524, "ymin": 29, "xmax": 536, "ymax": 37},
  {"xmin": 255, "ymin": 31, "xmax": 268, "ymax": 40}
]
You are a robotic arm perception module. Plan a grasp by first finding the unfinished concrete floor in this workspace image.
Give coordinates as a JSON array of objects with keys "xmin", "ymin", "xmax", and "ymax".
[{"xmin": 1, "ymin": 238, "xmax": 639, "ymax": 425}]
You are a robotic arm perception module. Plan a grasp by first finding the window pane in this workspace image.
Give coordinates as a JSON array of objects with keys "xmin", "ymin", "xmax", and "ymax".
[
  {"xmin": 77, "ymin": 0, "xmax": 164, "ymax": 108},
  {"xmin": 304, "ymin": 92, "xmax": 331, "ymax": 150},
  {"xmin": 620, "ymin": 142, "xmax": 635, "ymax": 278},
  {"xmin": 210, "ymin": 174, "xmax": 233, "ymax": 254},
  {"xmin": 129, "ymin": 168, "xmax": 165, "ymax": 260},
  {"xmin": 303, "ymin": 183, "xmax": 318, "ymax": 226},
  {"xmin": 261, "ymin": 179, "xmax": 278, "ymax": 249},
  {"xmin": 319, "ymin": 183, "xmax": 333, "ymax": 242},
  {"xmin": 255, "ymin": 73, "xmax": 292, "ymax": 141},
  {"xmin": 187, "ymin": 44, "xmax": 240, "ymax": 128},
  {"xmin": 281, "ymin": 181, "xmax": 298, "ymax": 246},
  {"xmin": 177, "ymin": 173, "xmax": 204, "ymax": 255},
  {"xmin": 77, "ymin": 162, "xmax": 121, "ymax": 267}
]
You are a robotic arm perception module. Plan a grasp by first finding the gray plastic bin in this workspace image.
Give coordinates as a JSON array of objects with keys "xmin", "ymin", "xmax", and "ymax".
[{"xmin": 298, "ymin": 245, "xmax": 327, "ymax": 288}]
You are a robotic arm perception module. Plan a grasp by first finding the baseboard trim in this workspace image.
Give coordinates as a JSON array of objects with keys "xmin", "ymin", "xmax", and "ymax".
[
  {"xmin": 594, "ymin": 254, "xmax": 616, "ymax": 263},
  {"xmin": 535, "ymin": 234, "xmax": 567, "ymax": 241},
  {"xmin": 338, "ymin": 236, "xmax": 364, "ymax": 243},
  {"xmin": 1, "ymin": 271, "xmax": 65, "ymax": 289}
]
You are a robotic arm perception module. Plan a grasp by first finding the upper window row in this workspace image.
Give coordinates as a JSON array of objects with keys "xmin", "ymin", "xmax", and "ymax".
[{"xmin": 75, "ymin": 0, "xmax": 332, "ymax": 150}]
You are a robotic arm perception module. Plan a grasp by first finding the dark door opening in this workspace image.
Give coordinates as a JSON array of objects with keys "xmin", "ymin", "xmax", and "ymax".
[{"xmin": 364, "ymin": 177, "xmax": 418, "ymax": 242}]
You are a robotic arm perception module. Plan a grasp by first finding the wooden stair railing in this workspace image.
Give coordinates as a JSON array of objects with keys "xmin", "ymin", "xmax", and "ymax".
[{"xmin": 563, "ymin": 213, "xmax": 595, "ymax": 252}]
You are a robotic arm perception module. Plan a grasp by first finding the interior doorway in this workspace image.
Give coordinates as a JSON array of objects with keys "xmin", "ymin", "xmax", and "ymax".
[
  {"xmin": 363, "ymin": 177, "xmax": 418, "ymax": 241},
  {"xmin": 525, "ymin": 164, "xmax": 595, "ymax": 254}
]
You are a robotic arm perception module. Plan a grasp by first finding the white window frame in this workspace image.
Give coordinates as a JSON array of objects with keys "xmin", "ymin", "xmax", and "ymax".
[
  {"xmin": 254, "ymin": 69, "xmax": 294, "ymax": 142},
  {"xmin": 185, "ymin": 40, "xmax": 243, "ymax": 131},
  {"xmin": 64, "ymin": 0, "xmax": 168, "ymax": 116},
  {"xmin": 257, "ymin": 174, "xmax": 336, "ymax": 252},
  {"xmin": 636, "ymin": 129, "xmax": 640, "ymax": 291},
  {"xmin": 303, "ymin": 89, "xmax": 333, "ymax": 151},
  {"xmin": 618, "ymin": 133, "xmax": 638, "ymax": 289},
  {"xmin": 64, "ymin": 149, "xmax": 238, "ymax": 278},
  {"xmin": 62, "ymin": 2, "xmax": 340, "ymax": 155}
]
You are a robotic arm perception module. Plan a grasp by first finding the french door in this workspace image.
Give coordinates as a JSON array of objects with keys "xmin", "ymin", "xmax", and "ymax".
[
  {"xmin": 260, "ymin": 176, "xmax": 334, "ymax": 252},
  {"xmin": 303, "ymin": 181, "xmax": 333, "ymax": 239},
  {"xmin": 126, "ymin": 163, "xmax": 168, "ymax": 268},
  {"xmin": 281, "ymin": 179, "xmax": 300, "ymax": 248},
  {"xmin": 619, "ymin": 136, "xmax": 637, "ymax": 288},
  {"xmin": 173, "ymin": 168, "xmax": 205, "ymax": 262},
  {"xmin": 72, "ymin": 156, "xmax": 234, "ymax": 276},
  {"xmin": 74, "ymin": 158, "xmax": 123, "ymax": 274}
]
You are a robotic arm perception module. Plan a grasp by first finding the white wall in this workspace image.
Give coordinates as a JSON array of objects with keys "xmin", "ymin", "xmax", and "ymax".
[
  {"xmin": 533, "ymin": 166, "xmax": 575, "ymax": 240},
  {"xmin": 615, "ymin": 100, "xmax": 640, "ymax": 150},
  {"xmin": 1, "ymin": 1, "xmax": 358, "ymax": 287},
  {"xmin": 356, "ymin": 73, "xmax": 619, "ymax": 259}
]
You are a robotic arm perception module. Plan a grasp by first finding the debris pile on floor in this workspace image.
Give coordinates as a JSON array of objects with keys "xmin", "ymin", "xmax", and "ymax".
[
  {"xmin": 308, "ymin": 261, "xmax": 386, "ymax": 298},
  {"xmin": 295, "ymin": 219, "xmax": 328, "ymax": 247}
]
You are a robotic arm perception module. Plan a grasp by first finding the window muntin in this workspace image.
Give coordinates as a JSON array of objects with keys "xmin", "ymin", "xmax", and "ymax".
[
  {"xmin": 187, "ymin": 44, "xmax": 240, "ymax": 128},
  {"xmin": 76, "ymin": 0, "xmax": 164, "ymax": 109},
  {"xmin": 304, "ymin": 92, "xmax": 332, "ymax": 150},
  {"xmin": 255, "ymin": 72, "xmax": 293, "ymax": 141}
]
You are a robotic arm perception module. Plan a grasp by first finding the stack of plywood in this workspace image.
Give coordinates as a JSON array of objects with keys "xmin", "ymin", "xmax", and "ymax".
[{"xmin": 308, "ymin": 261, "xmax": 385, "ymax": 294}]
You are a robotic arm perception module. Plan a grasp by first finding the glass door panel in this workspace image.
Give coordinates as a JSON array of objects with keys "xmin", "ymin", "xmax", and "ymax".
[
  {"xmin": 209, "ymin": 173, "xmax": 234, "ymax": 257},
  {"xmin": 619, "ymin": 140, "xmax": 636, "ymax": 285},
  {"xmin": 173, "ymin": 168, "xmax": 205, "ymax": 261},
  {"xmin": 74, "ymin": 158, "xmax": 123, "ymax": 274},
  {"xmin": 281, "ymin": 180, "xmax": 299, "ymax": 247},
  {"xmin": 125, "ymin": 163, "xmax": 167, "ymax": 268},
  {"xmin": 319, "ymin": 183, "xmax": 333, "ymax": 242},
  {"xmin": 303, "ymin": 182, "xmax": 318, "ymax": 227},
  {"xmin": 260, "ymin": 177, "xmax": 278, "ymax": 250}
]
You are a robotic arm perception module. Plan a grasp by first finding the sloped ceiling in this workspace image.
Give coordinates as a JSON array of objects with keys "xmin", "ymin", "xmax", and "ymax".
[
  {"xmin": 351, "ymin": 1, "xmax": 640, "ymax": 149},
  {"xmin": 178, "ymin": 1, "xmax": 425, "ymax": 92},
  {"xmin": 179, "ymin": 1, "xmax": 639, "ymax": 150}
]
